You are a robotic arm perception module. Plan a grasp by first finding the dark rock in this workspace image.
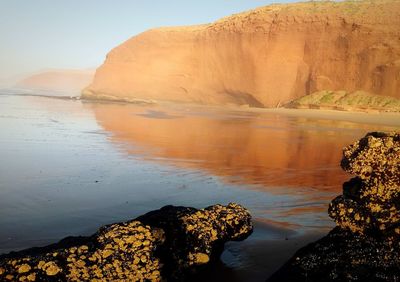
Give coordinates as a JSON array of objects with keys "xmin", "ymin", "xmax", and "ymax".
[
  {"xmin": 341, "ymin": 132, "xmax": 399, "ymax": 185},
  {"xmin": 267, "ymin": 227, "xmax": 400, "ymax": 282},
  {"xmin": 267, "ymin": 132, "xmax": 400, "ymax": 282},
  {"xmin": 332, "ymin": 132, "xmax": 400, "ymax": 235},
  {"xmin": 0, "ymin": 203, "xmax": 252, "ymax": 281},
  {"xmin": 137, "ymin": 203, "xmax": 253, "ymax": 279}
]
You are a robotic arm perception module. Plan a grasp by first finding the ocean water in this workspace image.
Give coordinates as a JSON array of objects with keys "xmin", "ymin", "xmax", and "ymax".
[{"xmin": 0, "ymin": 94, "xmax": 399, "ymax": 280}]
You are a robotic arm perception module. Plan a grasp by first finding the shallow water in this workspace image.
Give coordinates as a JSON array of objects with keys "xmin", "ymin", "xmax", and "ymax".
[{"xmin": 0, "ymin": 94, "xmax": 399, "ymax": 280}]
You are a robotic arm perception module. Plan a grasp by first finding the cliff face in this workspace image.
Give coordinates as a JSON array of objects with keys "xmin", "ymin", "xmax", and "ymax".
[{"xmin": 83, "ymin": 1, "xmax": 400, "ymax": 108}]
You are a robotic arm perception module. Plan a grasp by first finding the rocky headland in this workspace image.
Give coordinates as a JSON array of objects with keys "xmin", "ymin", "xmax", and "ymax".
[
  {"xmin": 0, "ymin": 203, "xmax": 252, "ymax": 281},
  {"xmin": 83, "ymin": 0, "xmax": 400, "ymax": 111},
  {"xmin": 267, "ymin": 132, "xmax": 400, "ymax": 281}
]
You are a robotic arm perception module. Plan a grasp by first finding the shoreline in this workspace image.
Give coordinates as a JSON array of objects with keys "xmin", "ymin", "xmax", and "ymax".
[
  {"xmin": 81, "ymin": 96, "xmax": 400, "ymax": 127},
  {"xmin": 81, "ymin": 93, "xmax": 400, "ymax": 126},
  {"xmin": 257, "ymin": 108, "xmax": 400, "ymax": 127},
  {"xmin": 2, "ymin": 91, "xmax": 400, "ymax": 127}
]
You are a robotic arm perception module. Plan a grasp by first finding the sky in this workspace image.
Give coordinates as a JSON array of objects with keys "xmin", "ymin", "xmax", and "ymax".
[{"xmin": 0, "ymin": 0, "xmax": 297, "ymax": 82}]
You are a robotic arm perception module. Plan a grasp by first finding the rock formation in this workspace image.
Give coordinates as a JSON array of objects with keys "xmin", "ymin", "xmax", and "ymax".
[
  {"xmin": 331, "ymin": 132, "xmax": 400, "ymax": 235},
  {"xmin": 267, "ymin": 132, "xmax": 400, "ymax": 281},
  {"xmin": 83, "ymin": 0, "xmax": 400, "ymax": 108},
  {"xmin": 0, "ymin": 203, "xmax": 252, "ymax": 281}
]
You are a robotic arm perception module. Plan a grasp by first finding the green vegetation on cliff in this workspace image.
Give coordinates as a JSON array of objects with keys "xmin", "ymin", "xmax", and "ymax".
[{"xmin": 286, "ymin": 91, "xmax": 400, "ymax": 112}]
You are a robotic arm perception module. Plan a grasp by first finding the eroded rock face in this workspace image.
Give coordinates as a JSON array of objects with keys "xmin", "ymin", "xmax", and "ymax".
[
  {"xmin": 83, "ymin": 1, "xmax": 400, "ymax": 108},
  {"xmin": 0, "ymin": 203, "xmax": 252, "ymax": 281},
  {"xmin": 268, "ymin": 132, "xmax": 400, "ymax": 282}
]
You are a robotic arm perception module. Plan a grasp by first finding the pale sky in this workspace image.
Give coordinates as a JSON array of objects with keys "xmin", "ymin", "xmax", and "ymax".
[{"xmin": 0, "ymin": 0, "xmax": 298, "ymax": 81}]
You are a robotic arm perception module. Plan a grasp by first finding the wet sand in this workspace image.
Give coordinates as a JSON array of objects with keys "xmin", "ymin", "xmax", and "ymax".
[
  {"xmin": 193, "ymin": 219, "xmax": 329, "ymax": 281},
  {"xmin": 0, "ymin": 93, "xmax": 399, "ymax": 281},
  {"xmin": 260, "ymin": 108, "xmax": 400, "ymax": 127}
]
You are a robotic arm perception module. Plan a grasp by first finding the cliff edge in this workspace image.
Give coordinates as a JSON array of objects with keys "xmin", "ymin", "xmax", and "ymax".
[{"xmin": 83, "ymin": 0, "xmax": 400, "ymax": 108}]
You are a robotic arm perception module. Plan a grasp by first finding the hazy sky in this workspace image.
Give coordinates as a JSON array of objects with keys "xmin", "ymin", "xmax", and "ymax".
[{"xmin": 0, "ymin": 0, "xmax": 297, "ymax": 80}]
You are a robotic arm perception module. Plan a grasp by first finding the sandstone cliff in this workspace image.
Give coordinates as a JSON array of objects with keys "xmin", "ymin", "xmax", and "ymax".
[{"xmin": 83, "ymin": 0, "xmax": 400, "ymax": 108}]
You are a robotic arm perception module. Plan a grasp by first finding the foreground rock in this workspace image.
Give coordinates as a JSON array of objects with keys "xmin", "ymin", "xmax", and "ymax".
[
  {"xmin": 83, "ymin": 1, "xmax": 400, "ymax": 108},
  {"xmin": 0, "ymin": 203, "xmax": 252, "ymax": 281},
  {"xmin": 331, "ymin": 132, "xmax": 400, "ymax": 236},
  {"xmin": 268, "ymin": 132, "xmax": 400, "ymax": 281}
]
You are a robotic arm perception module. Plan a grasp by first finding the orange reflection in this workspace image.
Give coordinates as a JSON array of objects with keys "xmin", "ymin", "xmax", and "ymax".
[{"xmin": 88, "ymin": 102, "xmax": 393, "ymax": 195}]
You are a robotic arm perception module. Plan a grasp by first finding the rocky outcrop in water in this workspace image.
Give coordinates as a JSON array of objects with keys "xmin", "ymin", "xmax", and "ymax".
[
  {"xmin": 0, "ymin": 203, "xmax": 252, "ymax": 281},
  {"xmin": 83, "ymin": 1, "xmax": 400, "ymax": 108},
  {"xmin": 330, "ymin": 132, "xmax": 400, "ymax": 236},
  {"xmin": 268, "ymin": 132, "xmax": 400, "ymax": 282}
]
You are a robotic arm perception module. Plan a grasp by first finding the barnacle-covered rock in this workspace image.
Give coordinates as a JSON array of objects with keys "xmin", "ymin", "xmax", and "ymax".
[
  {"xmin": 0, "ymin": 203, "xmax": 252, "ymax": 281},
  {"xmin": 328, "ymin": 194, "xmax": 371, "ymax": 234},
  {"xmin": 341, "ymin": 132, "xmax": 399, "ymax": 186},
  {"xmin": 0, "ymin": 221, "xmax": 163, "ymax": 282},
  {"xmin": 331, "ymin": 132, "xmax": 400, "ymax": 234},
  {"xmin": 136, "ymin": 202, "xmax": 253, "ymax": 279},
  {"xmin": 268, "ymin": 132, "xmax": 400, "ymax": 282}
]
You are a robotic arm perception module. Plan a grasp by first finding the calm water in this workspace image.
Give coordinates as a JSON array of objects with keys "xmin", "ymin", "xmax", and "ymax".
[{"xmin": 0, "ymin": 94, "xmax": 399, "ymax": 280}]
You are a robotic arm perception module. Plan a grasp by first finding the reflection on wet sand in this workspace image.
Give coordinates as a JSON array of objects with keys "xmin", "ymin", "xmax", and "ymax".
[
  {"xmin": 87, "ymin": 102, "xmax": 400, "ymax": 235},
  {"xmin": 90, "ymin": 102, "xmax": 395, "ymax": 199}
]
